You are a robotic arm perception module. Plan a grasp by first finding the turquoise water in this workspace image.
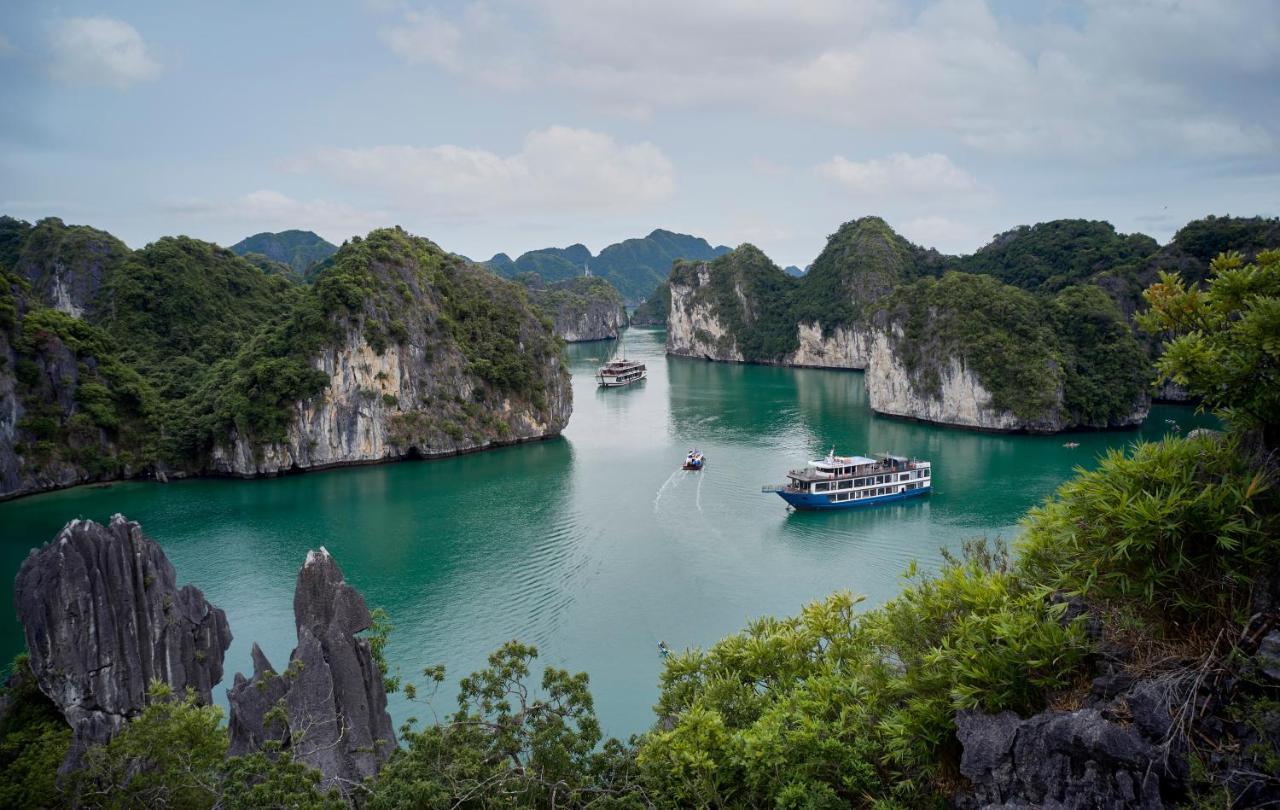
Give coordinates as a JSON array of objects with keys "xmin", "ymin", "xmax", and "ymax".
[{"xmin": 0, "ymin": 328, "xmax": 1212, "ymax": 738}]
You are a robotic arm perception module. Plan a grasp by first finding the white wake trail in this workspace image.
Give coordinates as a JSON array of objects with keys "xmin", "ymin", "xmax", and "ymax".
[
  {"xmin": 696, "ymin": 473, "xmax": 704, "ymax": 513},
  {"xmin": 653, "ymin": 470, "xmax": 683, "ymax": 512}
]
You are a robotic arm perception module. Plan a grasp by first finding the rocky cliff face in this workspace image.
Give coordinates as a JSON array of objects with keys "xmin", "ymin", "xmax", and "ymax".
[
  {"xmin": 864, "ymin": 328, "xmax": 1051, "ymax": 431},
  {"xmin": 0, "ymin": 223, "xmax": 572, "ymax": 498},
  {"xmin": 552, "ymin": 297, "xmax": 625, "ymax": 342},
  {"xmin": 228, "ymin": 547, "xmax": 395, "ymax": 794},
  {"xmin": 666, "ymin": 263, "xmax": 744, "ymax": 361},
  {"xmin": 663, "ymin": 217, "xmax": 1178, "ymax": 434},
  {"xmin": 13, "ymin": 515, "xmax": 232, "ymax": 769},
  {"xmin": 523, "ymin": 275, "xmax": 627, "ymax": 342},
  {"xmin": 864, "ymin": 324, "xmax": 1149, "ymax": 433},
  {"xmin": 209, "ymin": 320, "xmax": 570, "ymax": 477},
  {"xmin": 0, "ymin": 216, "xmax": 129, "ymax": 317},
  {"xmin": 955, "ymin": 598, "xmax": 1280, "ymax": 809},
  {"xmin": 787, "ymin": 322, "xmax": 873, "ymax": 369}
]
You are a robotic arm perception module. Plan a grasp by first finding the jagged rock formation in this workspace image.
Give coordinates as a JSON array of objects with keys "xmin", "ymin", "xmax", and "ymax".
[
  {"xmin": 520, "ymin": 275, "xmax": 626, "ymax": 342},
  {"xmin": 955, "ymin": 700, "xmax": 1173, "ymax": 808},
  {"xmin": 955, "ymin": 584, "xmax": 1280, "ymax": 809},
  {"xmin": 13, "ymin": 515, "xmax": 231, "ymax": 769},
  {"xmin": 228, "ymin": 547, "xmax": 395, "ymax": 793},
  {"xmin": 226, "ymin": 643, "xmax": 289, "ymax": 757}
]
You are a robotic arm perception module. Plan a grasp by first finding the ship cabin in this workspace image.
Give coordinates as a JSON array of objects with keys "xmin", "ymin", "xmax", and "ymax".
[
  {"xmin": 596, "ymin": 359, "xmax": 647, "ymax": 387},
  {"xmin": 783, "ymin": 453, "xmax": 931, "ymax": 504}
]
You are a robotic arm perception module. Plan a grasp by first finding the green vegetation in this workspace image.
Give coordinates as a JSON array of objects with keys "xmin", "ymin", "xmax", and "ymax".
[
  {"xmin": 676, "ymin": 217, "xmax": 1157, "ymax": 424},
  {"xmin": 5, "ymin": 234, "xmax": 1278, "ymax": 805},
  {"xmin": 228, "ymin": 230, "xmax": 338, "ymax": 277},
  {"xmin": 372, "ymin": 642, "xmax": 646, "ymax": 808},
  {"xmin": 0, "ymin": 656, "xmax": 69, "ymax": 809},
  {"xmin": 1140, "ymin": 249, "xmax": 1280, "ymax": 443},
  {"xmin": 874, "ymin": 273, "xmax": 1149, "ymax": 424},
  {"xmin": 793, "ymin": 216, "xmax": 942, "ymax": 329},
  {"xmin": 488, "ymin": 229, "xmax": 729, "ymax": 303},
  {"xmin": 629, "ymin": 282, "xmax": 670, "ymax": 326},
  {"xmin": 0, "ymin": 216, "xmax": 130, "ymax": 304},
  {"xmin": 1165, "ymin": 216, "xmax": 1280, "ymax": 277},
  {"xmin": 1051, "ymin": 284, "xmax": 1151, "ymax": 425},
  {"xmin": 958, "ymin": 219, "xmax": 1159, "ymax": 293},
  {"xmin": 1, "ymin": 264, "xmax": 158, "ymax": 480},
  {"xmin": 670, "ymin": 245, "xmax": 800, "ymax": 361},
  {"xmin": 876, "ymin": 273, "xmax": 1063, "ymax": 421},
  {"xmin": 1021, "ymin": 433, "xmax": 1276, "ymax": 623},
  {"xmin": 3, "ymin": 219, "xmax": 566, "ymax": 482},
  {"xmin": 519, "ymin": 274, "xmax": 626, "ymax": 330}
]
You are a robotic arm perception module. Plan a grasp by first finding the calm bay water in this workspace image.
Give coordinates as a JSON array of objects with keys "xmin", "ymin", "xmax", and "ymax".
[{"xmin": 0, "ymin": 327, "xmax": 1212, "ymax": 738}]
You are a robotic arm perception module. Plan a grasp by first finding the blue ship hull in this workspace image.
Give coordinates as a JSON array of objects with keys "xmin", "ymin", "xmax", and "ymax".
[{"xmin": 777, "ymin": 486, "xmax": 929, "ymax": 511}]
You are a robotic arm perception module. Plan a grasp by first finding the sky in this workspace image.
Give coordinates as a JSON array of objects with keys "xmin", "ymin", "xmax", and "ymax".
[{"xmin": 1, "ymin": 0, "xmax": 1277, "ymax": 267}]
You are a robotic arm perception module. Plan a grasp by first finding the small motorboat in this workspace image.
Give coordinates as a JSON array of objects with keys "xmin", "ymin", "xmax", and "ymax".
[
  {"xmin": 1062, "ymin": 442, "xmax": 1080, "ymax": 449},
  {"xmin": 683, "ymin": 450, "xmax": 705, "ymax": 471},
  {"xmin": 658, "ymin": 640, "xmax": 672, "ymax": 658}
]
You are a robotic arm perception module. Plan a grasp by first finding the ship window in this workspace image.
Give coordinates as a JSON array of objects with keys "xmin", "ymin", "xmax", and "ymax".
[
  {"xmin": 907, "ymin": 483, "xmax": 916, "ymax": 490},
  {"xmin": 899, "ymin": 473, "xmax": 909, "ymax": 481},
  {"xmin": 923, "ymin": 468, "xmax": 930, "ymax": 478},
  {"xmin": 815, "ymin": 482, "xmax": 829, "ymax": 492}
]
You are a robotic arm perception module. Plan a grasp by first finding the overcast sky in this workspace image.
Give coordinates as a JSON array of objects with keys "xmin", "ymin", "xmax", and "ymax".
[{"xmin": 2, "ymin": 1, "xmax": 1277, "ymax": 266}]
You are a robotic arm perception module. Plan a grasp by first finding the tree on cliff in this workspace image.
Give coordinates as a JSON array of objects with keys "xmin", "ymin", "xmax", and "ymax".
[{"xmin": 1140, "ymin": 248, "xmax": 1280, "ymax": 444}]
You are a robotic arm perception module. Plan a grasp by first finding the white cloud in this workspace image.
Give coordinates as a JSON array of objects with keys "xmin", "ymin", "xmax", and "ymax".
[
  {"xmin": 48, "ymin": 17, "xmax": 161, "ymax": 89},
  {"xmin": 818, "ymin": 153, "xmax": 982, "ymax": 197},
  {"xmin": 898, "ymin": 216, "xmax": 984, "ymax": 254},
  {"xmin": 164, "ymin": 191, "xmax": 389, "ymax": 245},
  {"xmin": 380, "ymin": 9, "xmax": 462, "ymax": 70},
  {"xmin": 373, "ymin": 0, "xmax": 1278, "ymax": 161},
  {"xmin": 288, "ymin": 126, "xmax": 675, "ymax": 214}
]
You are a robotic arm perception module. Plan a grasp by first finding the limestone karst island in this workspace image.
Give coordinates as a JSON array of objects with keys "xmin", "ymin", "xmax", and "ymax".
[{"xmin": 2, "ymin": 3, "xmax": 1279, "ymax": 808}]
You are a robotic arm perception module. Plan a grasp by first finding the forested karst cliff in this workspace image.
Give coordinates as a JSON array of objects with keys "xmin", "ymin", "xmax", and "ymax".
[
  {"xmin": 0, "ymin": 217, "xmax": 570, "ymax": 499},
  {"xmin": 666, "ymin": 215, "xmax": 1275, "ymax": 432},
  {"xmin": 486, "ymin": 228, "xmax": 730, "ymax": 303},
  {"xmin": 4, "ymin": 249, "xmax": 1278, "ymax": 806},
  {"xmin": 228, "ymin": 229, "xmax": 337, "ymax": 278},
  {"xmin": 518, "ymin": 274, "xmax": 627, "ymax": 341}
]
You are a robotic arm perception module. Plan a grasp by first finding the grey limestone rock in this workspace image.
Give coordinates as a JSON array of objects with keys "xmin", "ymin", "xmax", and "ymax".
[
  {"xmin": 227, "ymin": 547, "xmax": 396, "ymax": 793},
  {"xmin": 13, "ymin": 515, "xmax": 231, "ymax": 770},
  {"xmin": 226, "ymin": 643, "xmax": 289, "ymax": 757},
  {"xmin": 956, "ymin": 706, "xmax": 1168, "ymax": 809}
]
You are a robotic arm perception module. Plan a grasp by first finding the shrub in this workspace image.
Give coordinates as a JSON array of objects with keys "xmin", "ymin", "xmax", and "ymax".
[{"xmin": 1018, "ymin": 433, "xmax": 1278, "ymax": 624}]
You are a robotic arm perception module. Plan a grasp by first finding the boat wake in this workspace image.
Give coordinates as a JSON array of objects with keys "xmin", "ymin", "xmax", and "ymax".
[
  {"xmin": 653, "ymin": 470, "xmax": 683, "ymax": 512},
  {"xmin": 696, "ymin": 473, "xmax": 704, "ymax": 513}
]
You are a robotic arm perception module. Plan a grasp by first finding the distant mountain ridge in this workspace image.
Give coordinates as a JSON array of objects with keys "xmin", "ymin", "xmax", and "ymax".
[
  {"xmin": 229, "ymin": 230, "xmax": 337, "ymax": 276},
  {"xmin": 484, "ymin": 229, "xmax": 730, "ymax": 303}
]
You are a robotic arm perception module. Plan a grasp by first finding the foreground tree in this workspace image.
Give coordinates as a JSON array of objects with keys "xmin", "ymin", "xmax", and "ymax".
[
  {"xmin": 1140, "ymin": 248, "xmax": 1280, "ymax": 443},
  {"xmin": 370, "ymin": 641, "xmax": 649, "ymax": 808}
]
